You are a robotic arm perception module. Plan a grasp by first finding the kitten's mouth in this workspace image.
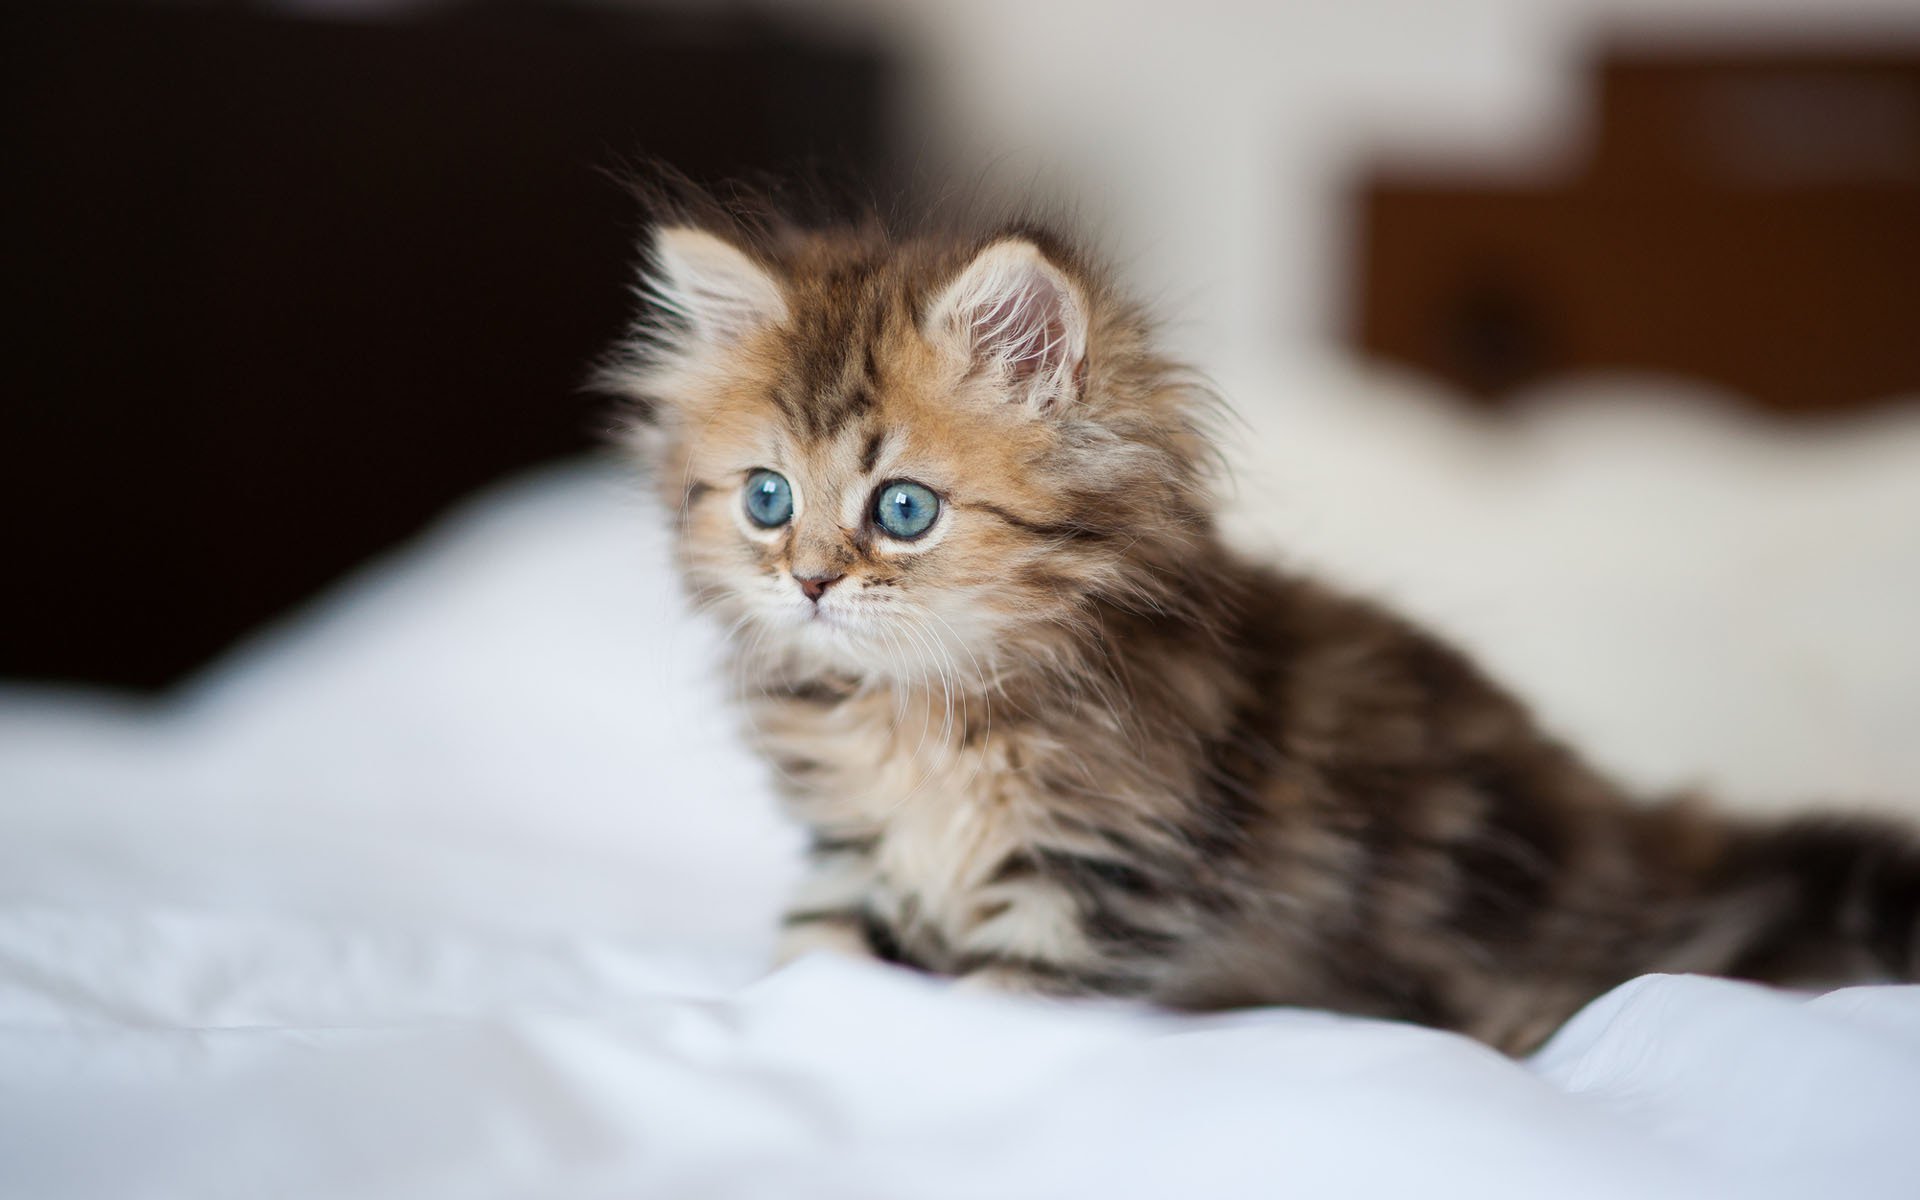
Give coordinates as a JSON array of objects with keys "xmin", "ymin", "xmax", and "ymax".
[
  {"xmin": 798, "ymin": 602, "xmax": 888, "ymax": 645},
  {"xmin": 802, "ymin": 603, "xmax": 855, "ymax": 632}
]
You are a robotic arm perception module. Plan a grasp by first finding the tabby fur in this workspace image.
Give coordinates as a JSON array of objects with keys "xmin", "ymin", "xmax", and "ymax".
[{"xmin": 599, "ymin": 192, "xmax": 1920, "ymax": 1054}]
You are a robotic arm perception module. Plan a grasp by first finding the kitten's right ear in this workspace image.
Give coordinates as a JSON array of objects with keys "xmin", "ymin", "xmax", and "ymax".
[
  {"xmin": 927, "ymin": 238, "xmax": 1089, "ymax": 413},
  {"xmin": 642, "ymin": 226, "xmax": 788, "ymax": 352}
]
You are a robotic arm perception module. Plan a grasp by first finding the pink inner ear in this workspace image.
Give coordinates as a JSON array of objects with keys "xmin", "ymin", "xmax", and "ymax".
[{"xmin": 974, "ymin": 271, "xmax": 1072, "ymax": 385}]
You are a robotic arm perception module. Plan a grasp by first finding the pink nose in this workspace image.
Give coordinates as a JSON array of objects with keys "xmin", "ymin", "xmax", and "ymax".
[{"xmin": 795, "ymin": 573, "xmax": 844, "ymax": 603}]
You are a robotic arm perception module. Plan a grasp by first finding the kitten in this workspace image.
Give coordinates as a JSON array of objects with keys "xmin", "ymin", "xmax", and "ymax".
[{"xmin": 600, "ymin": 194, "xmax": 1920, "ymax": 1054}]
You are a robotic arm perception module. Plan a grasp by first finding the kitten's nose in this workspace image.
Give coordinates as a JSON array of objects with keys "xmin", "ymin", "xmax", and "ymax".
[{"xmin": 794, "ymin": 572, "xmax": 845, "ymax": 603}]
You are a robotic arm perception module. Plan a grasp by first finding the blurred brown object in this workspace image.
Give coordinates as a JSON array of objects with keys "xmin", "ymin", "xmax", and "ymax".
[
  {"xmin": 1350, "ymin": 43, "xmax": 1920, "ymax": 412},
  {"xmin": 0, "ymin": 2, "xmax": 893, "ymax": 690}
]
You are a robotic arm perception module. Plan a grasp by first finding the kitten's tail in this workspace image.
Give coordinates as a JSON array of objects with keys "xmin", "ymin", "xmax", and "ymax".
[{"xmin": 1679, "ymin": 811, "xmax": 1920, "ymax": 986}]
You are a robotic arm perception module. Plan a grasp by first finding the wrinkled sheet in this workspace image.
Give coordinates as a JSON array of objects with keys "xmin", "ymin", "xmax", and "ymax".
[
  {"xmin": 5, "ymin": 370, "xmax": 1920, "ymax": 1198},
  {"xmin": 3, "ymin": 910, "xmax": 1917, "ymax": 1200}
]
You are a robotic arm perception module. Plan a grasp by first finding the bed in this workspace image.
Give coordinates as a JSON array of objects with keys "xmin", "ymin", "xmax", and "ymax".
[{"xmin": 4, "ymin": 359, "xmax": 1918, "ymax": 1198}]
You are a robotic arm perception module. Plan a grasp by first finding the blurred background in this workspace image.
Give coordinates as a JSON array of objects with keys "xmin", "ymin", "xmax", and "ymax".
[{"xmin": 4, "ymin": 0, "xmax": 1920, "ymax": 815}]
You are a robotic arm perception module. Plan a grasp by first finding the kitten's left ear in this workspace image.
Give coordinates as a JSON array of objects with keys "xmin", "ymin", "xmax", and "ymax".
[
  {"xmin": 927, "ymin": 238, "xmax": 1088, "ymax": 412},
  {"xmin": 643, "ymin": 226, "xmax": 788, "ymax": 353}
]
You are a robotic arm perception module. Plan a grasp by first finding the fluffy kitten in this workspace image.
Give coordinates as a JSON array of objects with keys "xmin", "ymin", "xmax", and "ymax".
[{"xmin": 601, "ymin": 196, "xmax": 1920, "ymax": 1054}]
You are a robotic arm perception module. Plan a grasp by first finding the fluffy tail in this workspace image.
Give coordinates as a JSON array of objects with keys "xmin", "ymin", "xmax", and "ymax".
[{"xmin": 1694, "ymin": 813, "xmax": 1920, "ymax": 986}]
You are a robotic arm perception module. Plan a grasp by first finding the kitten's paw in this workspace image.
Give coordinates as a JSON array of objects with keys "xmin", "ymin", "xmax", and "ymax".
[
  {"xmin": 953, "ymin": 963, "xmax": 1066, "ymax": 998},
  {"xmin": 773, "ymin": 919, "xmax": 879, "ymax": 967}
]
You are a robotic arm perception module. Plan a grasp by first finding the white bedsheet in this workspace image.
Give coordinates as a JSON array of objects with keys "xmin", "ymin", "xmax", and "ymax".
[
  {"xmin": 4, "ymin": 366, "xmax": 1919, "ymax": 1198},
  {"xmin": 4, "ymin": 912, "xmax": 1917, "ymax": 1200}
]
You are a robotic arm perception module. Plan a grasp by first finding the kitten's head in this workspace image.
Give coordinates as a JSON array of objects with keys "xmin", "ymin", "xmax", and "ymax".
[{"xmin": 601, "ymin": 204, "xmax": 1217, "ymax": 684}]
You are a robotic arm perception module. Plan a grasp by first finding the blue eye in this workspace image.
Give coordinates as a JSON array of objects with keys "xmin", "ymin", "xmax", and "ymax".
[
  {"xmin": 873, "ymin": 480, "xmax": 940, "ymax": 540},
  {"xmin": 743, "ymin": 470, "xmax": 793, "ymax": 528}
]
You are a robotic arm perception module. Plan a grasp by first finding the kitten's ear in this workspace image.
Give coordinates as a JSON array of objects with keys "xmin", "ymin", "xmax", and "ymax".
[
  {"xmin": 643, "ymin": 226, "xmax": 788, "ymax": 351},
  {"xmin": 927, "ymin": 238, "xmax": 1088, "ymax": 412}
]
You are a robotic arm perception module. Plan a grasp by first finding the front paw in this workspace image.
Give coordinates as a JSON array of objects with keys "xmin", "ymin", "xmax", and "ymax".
[
  {"xmin": 774, "ymin": 914, "xmax": 880, "ymax": 967},
  {"xmin": 954, "ymin": 963, "xmax": 1060, "ymax": 997}
]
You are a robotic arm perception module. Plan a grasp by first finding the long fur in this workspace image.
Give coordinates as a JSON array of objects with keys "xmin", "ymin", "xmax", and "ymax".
[{"xmin": 599, "ymin": 186, "xmax": 1920, "ymax": 1054}]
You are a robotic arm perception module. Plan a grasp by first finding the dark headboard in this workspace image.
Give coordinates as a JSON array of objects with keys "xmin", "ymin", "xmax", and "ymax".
[{"xmin": 1, "ymin": 2, "xmax": 895, "ymax": 689}]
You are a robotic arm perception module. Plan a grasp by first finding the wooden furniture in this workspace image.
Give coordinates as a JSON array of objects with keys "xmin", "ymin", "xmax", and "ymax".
[{"xmin": 1350, "ymin": 44, "xmax": 1920, "ymax": 413}]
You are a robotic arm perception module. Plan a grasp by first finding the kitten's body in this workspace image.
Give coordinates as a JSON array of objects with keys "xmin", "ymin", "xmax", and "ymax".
[{"xmin": 605, "ymin": 199, "xmax": 1918, "ymax": 1054}]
